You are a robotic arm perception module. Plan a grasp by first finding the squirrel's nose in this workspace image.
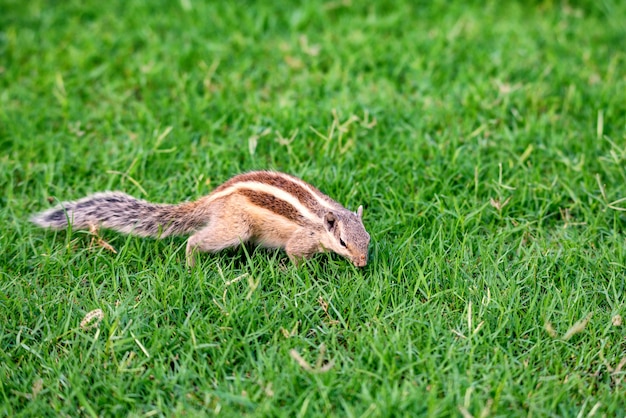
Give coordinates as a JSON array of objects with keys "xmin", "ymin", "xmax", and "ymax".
[{"xmin": 354, "ymin": 254, "xmax": 367, "ymax": 267}]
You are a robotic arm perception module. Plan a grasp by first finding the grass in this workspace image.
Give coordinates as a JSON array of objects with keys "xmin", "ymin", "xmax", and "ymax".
[{"xmin": 1, "ymin": 0, "xmax": 626, "ymax": 416}]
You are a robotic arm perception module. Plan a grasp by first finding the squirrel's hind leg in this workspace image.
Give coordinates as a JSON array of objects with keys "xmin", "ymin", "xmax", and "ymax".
[{"xmin": 185, "ymin": 218, "xmax": 252, "ymax": 267}]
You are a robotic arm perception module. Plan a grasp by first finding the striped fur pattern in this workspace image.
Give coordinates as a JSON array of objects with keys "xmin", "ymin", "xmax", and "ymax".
[{"xmin": 31, "ymin": 171, "xmax": 371, "ymax": 267}]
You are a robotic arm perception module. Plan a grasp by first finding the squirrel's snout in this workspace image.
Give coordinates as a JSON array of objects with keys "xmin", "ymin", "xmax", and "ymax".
[{"xmin": 353, "ymin": 254, "xmax": 368, "ymax": 267}]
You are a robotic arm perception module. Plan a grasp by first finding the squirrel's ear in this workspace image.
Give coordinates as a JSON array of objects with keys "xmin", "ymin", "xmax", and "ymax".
[
  {"xmin": 356, "ymin": 205, "xmax": 363, "ymax": 219},
  {"xmin": 324, "ymin": 212, "xmax": 337, "ymax": 232}
]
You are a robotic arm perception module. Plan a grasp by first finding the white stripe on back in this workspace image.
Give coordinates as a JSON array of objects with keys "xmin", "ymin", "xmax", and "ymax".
[{"xmin": 206, "ymin": 181, "xmax": 321, "ymax": 223}]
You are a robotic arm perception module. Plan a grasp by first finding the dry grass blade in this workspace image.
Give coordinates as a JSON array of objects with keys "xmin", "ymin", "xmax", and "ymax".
[
  {"xmin": 289, "ymin": 343, "xmax": 335, "ymax": 374},
  {"xmin": 479, "ymin": 399, "xmax": 493, "ymax": 418},
  {"xmin": 289, "ymin": 349, "xmax": 315, "ymax": 372},
  {"xmin": 612, "ymin": 314, "xmax": 622, "ymax": 326},
  {"xmin": 489, "ymin": 197, "xmax": 511, "ymax": 212},
  {"xmin": 130, "ymin": 331, "xmax": 151, "ymax": 358},
  {"xmin": 80, "ymin": 308, "xmax": 104, "ymax": 330},
  {"xmin": 588, "ymin": 402, "xmax": 602, "ymax": 417},
  {"xmin": 88, "ymin": 225, "xmax": 117, "ymax": 253},
  {"xmin": 613, "ymin": 357, "xmax": 626, "ymax": 375},
  {"xmin": 458, "ymin": 406, "xmax": 473, "ymax": 418},
  {"xmin": 544, "ymin": 321, "xmax": 557, "ymax": 338},
  {"xmin": 562, "ymin": 313, "xmax": 592, "ymax": 341},
  {"xmin": 607, "ymin": 196, "xmax": 626, "ymax": 211}
]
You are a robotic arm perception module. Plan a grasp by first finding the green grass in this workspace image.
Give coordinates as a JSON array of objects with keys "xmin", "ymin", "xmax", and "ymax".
[{"xmin": 2, "ymin": 0, "xmax": 626, "ymax": 416}]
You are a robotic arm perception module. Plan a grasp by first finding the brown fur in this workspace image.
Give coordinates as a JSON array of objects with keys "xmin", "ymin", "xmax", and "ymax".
[
  {"xmin": 31, "ymin": 171, "xmax": 371, "ymax": 267},
  {"xmin": 238, "ymin": 189, "xmax": 308, "ymax": 226},
  {"xmin": 214, "ymin": 171, "xmax": 340, "ymax": 215}
]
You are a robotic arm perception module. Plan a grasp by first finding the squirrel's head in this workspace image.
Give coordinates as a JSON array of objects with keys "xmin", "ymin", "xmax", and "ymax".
[{"xmin": 322, "ymin": 205, "xmax": 370, "ymax": 267}]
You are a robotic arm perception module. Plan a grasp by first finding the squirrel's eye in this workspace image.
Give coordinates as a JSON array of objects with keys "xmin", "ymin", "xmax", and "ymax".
[{"xmin": 339, "ymin": 238, "xmax": 347, "ymax": 247}]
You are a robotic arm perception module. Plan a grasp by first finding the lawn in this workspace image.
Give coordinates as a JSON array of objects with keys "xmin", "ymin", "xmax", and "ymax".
[{"xmin": 1, "ymin": 0, "xmax": 625, "ymax": 416}]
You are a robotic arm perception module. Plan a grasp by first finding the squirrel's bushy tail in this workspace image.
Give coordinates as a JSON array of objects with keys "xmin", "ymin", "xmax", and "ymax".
[{"xmin": 31, "ymin": 192, "xmax": 206, "ymax": 238}]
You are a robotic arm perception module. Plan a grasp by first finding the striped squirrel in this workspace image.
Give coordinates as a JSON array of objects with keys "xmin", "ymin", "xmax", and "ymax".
[{"xmin": 31, "ymin": 171, "xmax": 371, "ymax": 267}]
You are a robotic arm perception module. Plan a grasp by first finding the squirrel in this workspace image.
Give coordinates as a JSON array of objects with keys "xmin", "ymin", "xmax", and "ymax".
[{"xmin": 31, "ymin": 171, "xmax": 371, "ymax": 267}]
